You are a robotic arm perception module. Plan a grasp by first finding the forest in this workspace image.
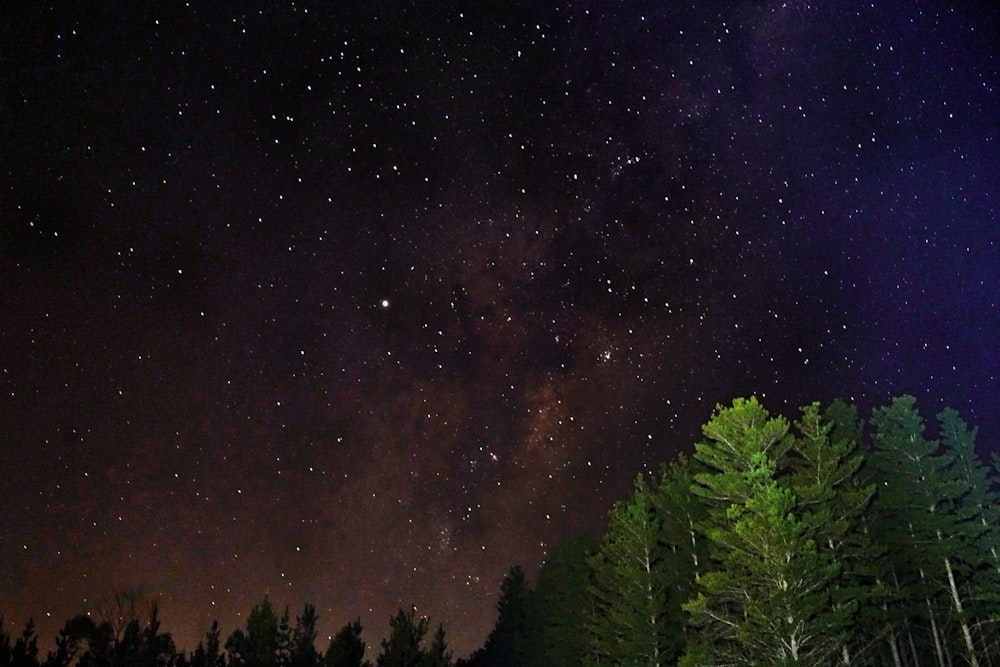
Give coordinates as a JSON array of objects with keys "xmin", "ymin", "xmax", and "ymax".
[{"xmin": 2, "ymin": 395, "xmax": 998, "ymax": 666}]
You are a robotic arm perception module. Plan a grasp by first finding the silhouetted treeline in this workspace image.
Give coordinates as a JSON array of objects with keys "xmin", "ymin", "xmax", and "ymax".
[
  {"xmin": 4, "ymin": 395, "xmax": 999, "ymax": 666},
  {"xmin": 0, "ymin": 593, "xmax": 445, "ymax": 667}
]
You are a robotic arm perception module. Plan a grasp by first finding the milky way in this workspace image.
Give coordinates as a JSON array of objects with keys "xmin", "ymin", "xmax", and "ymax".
[{"xmin": 1, "ymin": 1, "xmax": 997, "ymax": 657}]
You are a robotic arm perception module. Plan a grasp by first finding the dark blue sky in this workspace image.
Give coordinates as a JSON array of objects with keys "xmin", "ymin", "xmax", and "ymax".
[{"xmin": 1, "ymin": 1, "xmax": 997, "ymax": 657}]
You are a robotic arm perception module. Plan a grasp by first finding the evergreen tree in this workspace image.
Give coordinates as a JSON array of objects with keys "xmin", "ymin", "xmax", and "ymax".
[
  {"xmin": 683, "ymin": 397, "xmax": 853, "ymax": 666},
  {"xmin": 277, "ymin": 606, "xmax": 293, "ymax": 667},
  {"xmin": 43, "ymin": 617, "xmax": 88, "ymax": 667},
  {"xmin": 421, "ymin": 625, "xmax": 452, "ymax": 667},
  {"xmin": 133, "ymin": 602, "xmax": 177, "ymax": 667},
  {"xmin": 475, "ymin": 567, "xmax": 534, "ymax": 667},
  {"xmin": 586, "ymin": 473, "xmax": 672, "ymax": 666},
  {"xmin": 653, "ymin": 455, "xmax": 708, "ymax": 656},
  {"xmin": 376, "ymin": 607, "xmax": 428, "ymax": 667},
  {"xmin": 290, "ymin": 604, "xmax": 321, "ymax": 667},
  {"xmin": 190, "ymin": 620, "xmax": 223, "ymax": 667},
  {"xmin": 939, "ymin": 407, "xmax": 1000, "ymax": 663},
  {"xmin": 15, "ymin": 619, "xmax": 40, "ymax": 667},
  {"xmin": 324, "ymin": 619, "xmax": 367, "ymax": 667},
  {"xmin": 226, "ymin": 597, "xmax": 282, "ymax": 667},
  {"xmin": 868, "ymin": 396, "xmax": 985, "ymax": 667},
  {"xmin": 0, "ymin": 617, "xmax": 40, "ymax": 667},
  {"xmin": 527, "ymin": 533, "xmax": 595, "ymax": 667},
  {"xmin": 785, "ymin": 401, "xmax": 875, "ymax": 664}
]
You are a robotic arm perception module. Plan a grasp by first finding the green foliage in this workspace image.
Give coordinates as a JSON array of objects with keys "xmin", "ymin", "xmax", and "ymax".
[
  {"xmin": 586, "ymin": 473, "xmax": 678, "ymax": 666},
  {"xmin": 684, "ymin": 398, "xmax": 868, "ymax": 666},
  {"xmin": 868, "ymin": 396, "xmax": 972, "ymax": 663}
]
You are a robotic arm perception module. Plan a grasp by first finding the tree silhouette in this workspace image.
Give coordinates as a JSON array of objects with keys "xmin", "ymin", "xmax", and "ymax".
[
  {"xmin": 226, "ymin": 597, "xmax": 282, "ymax": 667},
  {"xmin": 376, "ymin": 607, "xmax": 428, "ymax": 667},
  {"xmin": 324, "ymin": 618, "xmax": 368, "ymax": 667}
]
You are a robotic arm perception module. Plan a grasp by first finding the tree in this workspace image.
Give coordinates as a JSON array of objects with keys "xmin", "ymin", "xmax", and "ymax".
[
  {"xmin": 43, "ymin": 616, "xmax": 96, "ymax": 667},
  {"xmin": 376, "ymin": 608, "xmax": 428, "ymax": 667},
  {"xmin": 586, "ymin": 473, "xmax": 673, "ymax": 666},
  {"xmin": 939, "ymin": 407, "xmax": 1000, "ymax": 663},
  {"xmin": 868, "ymin": 396, "xmax": 985, "ymax": 667},
  {"xmin": 1, "ymin": 617, "xmax": 40, "ymax": 667},
  {"xmin": 527, "ymin": 533, "xmax": 595, "ymax": 667},
  {"xmin": 785, "ymin": 401, "xmax": 875, "ymax": 664},
  {"xmin": 226, "ymin": 597, "xmax": 282, "ymax": 667},
  {"xmin": 683, "ymin": 397, "xmax": 856, "ymax": 666},
  {"xmin": 190, "ymin": 620, "xmax": 223, "ymax": 667},
  {"xmin": 473, "ymin": 567, "xmax": 534, "ymax": 667},
  {"xmin": 130, "ymin": 602, "xmax": 177, "ymax": 667},
  {"xmin": 290, "ymin": 604, "xmax": 320, "ymax": 667},
  {"xmin": 324, "ymin": 619, "xmax": 367, "ymax": 667},
  {"xmin": 652, "ymin": 455, "xmax": 708, "ymax": 657},
  {"xmin": 421, "ymin": 625, "xmax": 452, "ymax": 667}
]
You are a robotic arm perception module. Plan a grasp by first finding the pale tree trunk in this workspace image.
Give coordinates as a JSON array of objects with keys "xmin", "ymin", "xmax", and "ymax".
[
  {"xmin": 688, "ymin": 517, "xmax": 699, "ymax": 576},
  {"xmin": 905, "ymin": 521, "xmax": 945, "ymax": 667},
  {"xmin": 639, "ymin": 536, "xmax": 661, "ymax": 667},
  {"xmin": 927, "ymin": 597, "xmax": 946, "ymax": 667},
  {"xmin": 908, "ymin": 626, "xmax": 923, "ymax": 667},
  {"xmin": 886, "ymin": 627, "xmax": 903, "ymax": 667},
  {"xmin": 983, "ymin": 515, "xmax": 1000, "ymax": 576},
  {"xmin": 942, "ymin": 553, "xmax": 979, "ymax": 667},
  {"xmin": 973, "ymin": 617, "xmax": 995, "ymax": 667},
  {"xmin": 875, "ymin": 569, "xmax": 903, "ymax": 667}
]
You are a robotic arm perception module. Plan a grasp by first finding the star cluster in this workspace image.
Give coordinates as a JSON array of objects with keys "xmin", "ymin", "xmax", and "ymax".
[{"xmin": 1, "ymin": 1, "xmax": 997, "ymax": 658}]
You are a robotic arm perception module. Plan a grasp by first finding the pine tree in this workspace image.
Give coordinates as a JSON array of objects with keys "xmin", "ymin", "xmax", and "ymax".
[
  {"xmin": 586, "ymin": 473, "xmax": 671, "ymax": 666},
  {"xmin": 191, "ymin": 620, "xmax": 223, "ymax": 667},
  {"xmin": 324, "ymin": 619, "xmax": 367, "ymax": 667},
  {"xmin": 226, "ymin": 597, "xmax": 282, "ymax": 667},
  {"xmin": 785, "ymin": 402, "xmax": 875, "ymax": 663},
  {"xmin": 376, "ymin": 607, "xmax": 428, "ymax": 667},
  {"xmin": 868, "ymin": 395, "xmax": 993, "ymax": 667},
  {"xmin": 14, "ymin": 618, "xmax": 40, "ymax": 667},
  {"xmin": 653, "ymin": 454, "xmax": 707, "ymax": 651},
  {"xmin": 290, "ymin": 604, "xmax": 320, "ymax": 667},
  {"xmin": 528, "ymin": 533, "xmax": 595, "ymax": 667},
  {"xmin": 683, "ymin": 397, "xmax": 855, "ymax": 666},
  {"xmin": 476, "ymin": 566, "xmax": 533, "ymax": 667},
  {"xmin": 421, "ymin": 625, "xmax": 452, "ymax": 667},
  {"xmin": 937, "ymin": 407, "xmax": 999, "ymax": 664},
  {"xmin": 0, "ymin": 616, "xmax": 40, "ymax": 667}
]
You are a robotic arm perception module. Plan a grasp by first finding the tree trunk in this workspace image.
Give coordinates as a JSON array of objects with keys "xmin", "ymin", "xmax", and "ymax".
[
  {"xmin": 927, "ymin": 597, "xmax": 946, "ymax": 667},
  {"xmin": 943, "ymin": 554, "xmax": 979, "ymax": 667},
  {"xmin": 886, "ymin": 629, "xmax": 903, "ymax": 667},
  {"xmin": 908, "ymin": 627, "xmax": 922, "ymax": 667}
]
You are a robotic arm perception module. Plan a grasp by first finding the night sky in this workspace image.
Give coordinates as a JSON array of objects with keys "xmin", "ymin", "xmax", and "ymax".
[{"xmin": 2, "ymin": 1, "xmax": 997, "ymax": 658}]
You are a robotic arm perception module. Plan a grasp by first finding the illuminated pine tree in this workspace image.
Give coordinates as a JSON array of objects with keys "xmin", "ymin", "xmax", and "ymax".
[{"xmin": 683, "ymin": 397, "xmax": 857, "ymax": 666}]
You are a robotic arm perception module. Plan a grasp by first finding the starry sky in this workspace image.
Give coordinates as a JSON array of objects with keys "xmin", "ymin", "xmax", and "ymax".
[{"xmin": 1, "ymin": 0, "xmax": 997, "ymax": 658}]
